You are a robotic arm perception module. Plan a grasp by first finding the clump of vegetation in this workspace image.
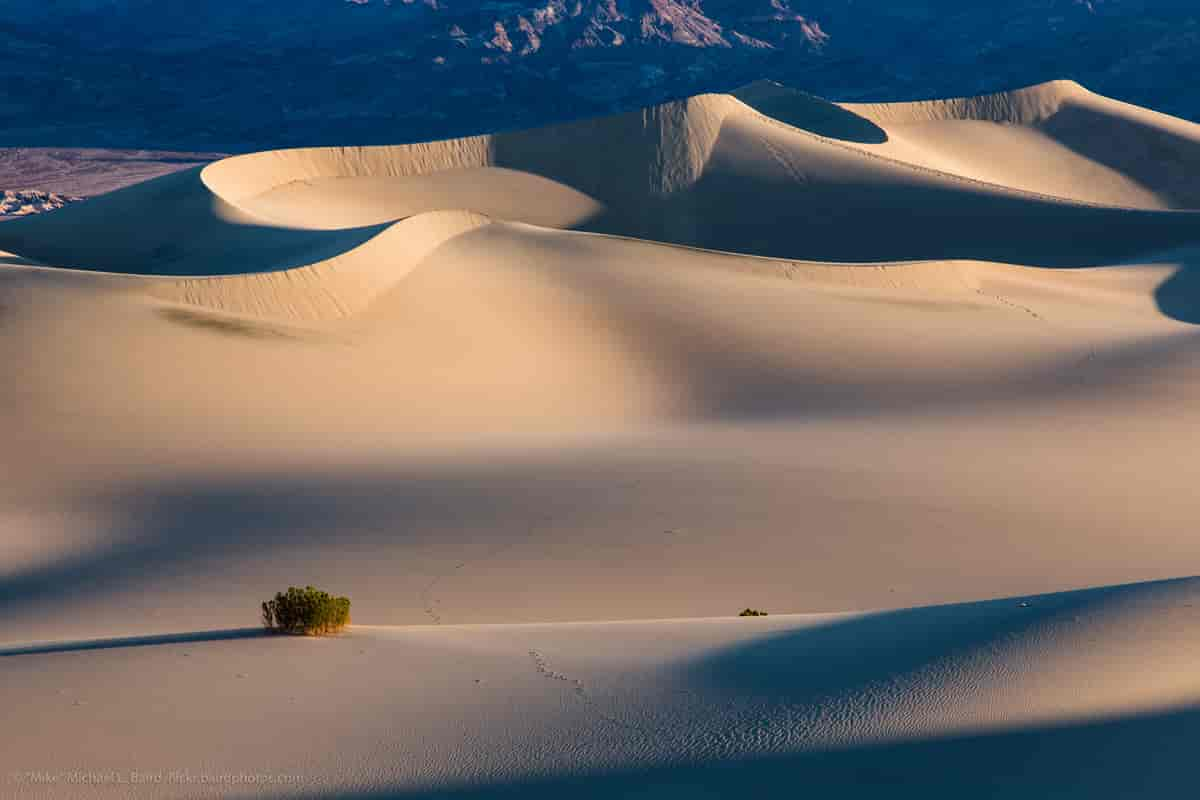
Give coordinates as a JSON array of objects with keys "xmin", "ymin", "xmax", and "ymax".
[
  {"xmin": 262, "ymin": 586, "xmax": 351, "ymax": 635},
  {"xmin": 739, "ymin": 608, "xmax": 769, "ymax": 617}
]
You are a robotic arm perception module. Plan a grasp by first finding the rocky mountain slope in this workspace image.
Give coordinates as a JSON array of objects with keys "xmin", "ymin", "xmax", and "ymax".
[
  {"xmin": 0, "ymin": 190, "xmax": 83, "ymax": 219},
  {"xmin": 0, "ymin": 1, "xmax": 1197, "ymax": 151},
  {"xmin": 0, "ymin": 148, "xmax": 224, "ymax": 212},
  {"xmin": 394, "ymin": 0, "xmax": 829, "ymax": 55}
]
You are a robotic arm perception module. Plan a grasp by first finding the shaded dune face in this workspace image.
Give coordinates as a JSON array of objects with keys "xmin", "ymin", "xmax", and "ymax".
[
  {"xmin": 187, "ymin": 80, "xmax": 1200, "ymax": 268},
  {"xmin": 4, "ymin": 80, "xmax": 1200, "ymax": 629},
  {"xmin": 1, "ymin": 80, "xmax": 1199, "ymax": 442},
  {"xmin": 6, "ymin": 82, "xmax": 1200, "ymax": 798},
  {"xmin": 2, "ymin": 80, "xmax": 1199, "ymax": 282},
  {"xmin": 1, "ymin": 79, "xmax": 1199, "ymax": 439}
]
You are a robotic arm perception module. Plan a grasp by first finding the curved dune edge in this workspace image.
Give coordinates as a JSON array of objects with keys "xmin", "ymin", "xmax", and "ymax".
[
  {"xmin": 1, "ymin": 79, "xmax": 1198, "ymax": 301},
  {"xmin": 843, "ymin": 77, "xmax": 1200, "ymax": 142},
  {"xmin": 1, "ymin": 222, "xmax": 988, "ymax": 325},
  {"xmin": 123, "ymin": 219, "xmax": 1189, "ymax": 324},
  {"xmin": 6, "ymin": 80, "xmax": 1200, "ymax": 800},
  {"xmin": 199, "ymin": 79, "xmax": 1080, "ymax": 209},
  {"xmin": 842, "ymin": 79, "xmax": 1088, "ymax": 125},
  {"xmin": 146, "ymin": 210, "xmax": 489, "ymax": 320},
  {"xmin": 843, "ymin": 80, "xmax": 1200, "ymax": 209},
  {"xmin": 202, "ymin": 78, "xmax": 1200, "ymax": 222},
  {"xmin": 199, "ymin": 92, "xmax": 728, "ymax": 207},
  {"xmin": 137, "ymin": 227, "xmax": 989, "ymax": 323}
]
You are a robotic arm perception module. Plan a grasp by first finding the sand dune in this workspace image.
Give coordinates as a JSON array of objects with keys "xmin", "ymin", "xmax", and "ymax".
[
  {"xmin": 845, "ymin": 80, "xmax": 1200, "ymax": 209},
  {"xmin": 3, "ymin": 579, "xmax": 1199, "ymax": 797},
  {"xmin": 6, "ymin": 79, "xmax": 1200, "ymax": 277},
  {"xmin": 3, "ymin": 80, "xmax": 1200, "ymax": 796}
]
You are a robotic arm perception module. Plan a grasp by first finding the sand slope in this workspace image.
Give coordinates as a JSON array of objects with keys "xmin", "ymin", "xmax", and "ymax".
[
  {"xmin": 4, "ymin": 579, "xmax": 1200, "ymax": 798},
  {"xmin": 3, "ymin": 80, "xmax": 1200, "ymax": 797},
  {"xmin": 5, "ymin": 79, "xmax": 1200, "ymax": 278}
]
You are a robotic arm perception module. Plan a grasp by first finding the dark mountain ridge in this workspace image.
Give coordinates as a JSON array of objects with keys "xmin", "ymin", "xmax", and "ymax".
[{"xmin": 2, "ymin": 1, "xmax": 1197, "ymax": 151}]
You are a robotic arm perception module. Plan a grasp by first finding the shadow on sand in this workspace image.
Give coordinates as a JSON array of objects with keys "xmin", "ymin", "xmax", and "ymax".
[
  {"xmin": 1155, "ymin": 256, "xmax": 1200, "ymax": 323},
  {"xmin": 267, "ymin": 704, "xmax": 1200, "ymax": 799},
  {"xmin": 277, "ymin": 580, "xmax": 1199, "ymax": 799},
  {"xmin": 0, "ymin": 627, "xmax": 266, "ymax": 657},
  {"xmin": 732, "ymin": 83, "xmax": 890, "ymax": 144}
]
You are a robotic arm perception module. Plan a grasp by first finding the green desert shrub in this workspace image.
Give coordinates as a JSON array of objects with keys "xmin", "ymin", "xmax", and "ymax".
[
  {"xmin": 739, "ymin": 608, "xmax": 769, "ymax": 617},
  {"xmin": 262, "ymin": 585, "xmax": 351, "ymax": 635}
]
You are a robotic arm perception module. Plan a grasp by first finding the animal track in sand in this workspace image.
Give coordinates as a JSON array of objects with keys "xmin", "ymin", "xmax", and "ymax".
[
  {"xmin": 420, "ymin": 562, "xmax": 466, "ymax": 625},
  {"xmin": 421, "ymin": 514, "xmax": 555, "ymax": 624},
  {"xmin": 527, "ymin": 648, "xmax": 651, "ymax": 737},
  {"xmin": 976, "ymin": 288, "xmax": 1044, "ymax": 321}
]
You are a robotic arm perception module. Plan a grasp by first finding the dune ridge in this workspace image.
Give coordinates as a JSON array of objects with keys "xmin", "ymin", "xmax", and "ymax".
[
  {"xmin": 147, "ymin": 210, "xmax": 490, "ymax": 320},
  {"xmin": 843, "ymin": 79, "xmax": 1086, "ymax": 126},
  {"xmin": 4, "ymin": 80, "xmax": 1200, "ymax": 797},
  {"xmin": 1, "ymin": 81, "xmax": 1197, "ymax": 313}
]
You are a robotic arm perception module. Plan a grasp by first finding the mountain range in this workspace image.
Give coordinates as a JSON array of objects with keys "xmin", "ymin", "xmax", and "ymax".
[{"xmin": 1, "ymin": 1, "xmax": 1198, "ymax": 150}]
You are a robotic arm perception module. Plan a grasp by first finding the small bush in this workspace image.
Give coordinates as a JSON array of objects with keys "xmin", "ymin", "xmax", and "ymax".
[
  {"xmin": 739, "ymin": 608, "xmax": 768, "ymax": 617},
  {"xmin": 262, "ymin": 586, "xmax": 351, "ymax": 635}
]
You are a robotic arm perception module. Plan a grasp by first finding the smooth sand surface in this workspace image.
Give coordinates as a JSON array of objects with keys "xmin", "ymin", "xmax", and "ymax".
[
  {"xmin": 3, "ymin": 80, "xmax": 1200, "ymax": 796},
  {"xmin": 5, "ymin": 579, "xmax": 1200, "ymax": 798}
]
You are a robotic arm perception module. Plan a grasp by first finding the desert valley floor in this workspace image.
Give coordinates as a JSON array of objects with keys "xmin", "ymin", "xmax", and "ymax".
[{"xmin": 3, "ymin": 80, "xmax": 1200, "ymax": 797}]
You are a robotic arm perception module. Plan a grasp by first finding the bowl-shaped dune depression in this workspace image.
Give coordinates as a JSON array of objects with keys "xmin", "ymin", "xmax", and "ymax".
[{"xmin": 4, "ymin": 81, "xmax": 1200, "ymax": 798}]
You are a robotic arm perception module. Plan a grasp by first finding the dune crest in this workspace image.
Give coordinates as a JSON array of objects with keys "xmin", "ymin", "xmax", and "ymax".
[
  {"xmin": 2, "ymin": 81, "xmax": 1197, "ymax": 305},
  {"xmin": 147, "ymin": 210, "xmax": 490, "ymax": 320},
  {"xmin": 843, "ymin": 79, "xmax": 1087, "ymax": 126},
  {"xmin": 4, "ymin": 81, "xmax": 1200, "ymax": 797}
]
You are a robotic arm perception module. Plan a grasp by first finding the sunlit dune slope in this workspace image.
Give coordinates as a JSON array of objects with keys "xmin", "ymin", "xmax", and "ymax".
[
  {"xmin": 842, "ymin": 80, "xmax": 1200, "ymax": 209},
  {"xmin": 3, "ymin": 579, "xmax": 1200, "ymax": 798},
  {"xmin": 3, "ymin": 81, "xmax": 1200, "ymax": 642},
  {"xmin": 4, "ymin": 79, "xmax": 1200, "ymax": 798},
  {"xmin": 3, "ymin": 80, "xmax": 1200, "ymax": 279}
]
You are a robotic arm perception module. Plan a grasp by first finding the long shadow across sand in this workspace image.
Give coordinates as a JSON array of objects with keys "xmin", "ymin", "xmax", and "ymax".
[
  {"xmin": 2, "ymin": 315, "xmax": 1200, "ymax": 639},
  {"xmin": 272, "ymin": 702, "xmax": 1200, "ymax": 799},
  {"xmin": 259, "ymin": 579, "xmax": 1200, "ymax": 800},
  {"xmin": 0, "ymin": 627, "xmax": 265, "ymax": 657}
]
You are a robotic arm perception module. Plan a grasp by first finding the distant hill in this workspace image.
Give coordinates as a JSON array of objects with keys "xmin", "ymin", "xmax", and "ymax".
[{"xmin": 1, "ymin": 1, "xmax": 1197, "ymax": 151}]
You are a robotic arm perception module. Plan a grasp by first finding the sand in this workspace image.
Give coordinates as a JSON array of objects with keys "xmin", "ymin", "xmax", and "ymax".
[{"xmin": 2, "ymin": 79, "xmax": 1200, "ymax": 797}]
